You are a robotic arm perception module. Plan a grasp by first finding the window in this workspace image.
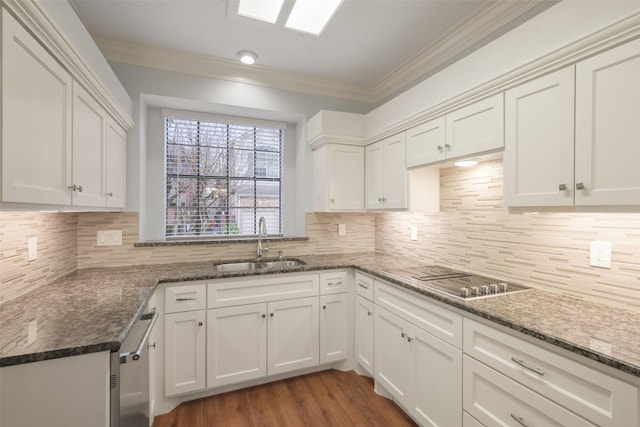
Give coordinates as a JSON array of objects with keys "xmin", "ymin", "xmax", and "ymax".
[{"xmin": 164, "ymin": 113, "xmax": 283, "ymax": 238}]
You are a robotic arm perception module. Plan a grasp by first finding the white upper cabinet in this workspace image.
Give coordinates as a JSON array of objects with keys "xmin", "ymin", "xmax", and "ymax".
[
  {"xmin": 405, "ymin": 117, "xmax": 446, "ymax": 167},
  {"xmin": 505, "ymin": 37, "xmax": 640, "ymax": 208},
  {"xmin": 2, "ymin": 9, "xmax": 73, "ymax": 205},
  {"xmin": 405, "ymin": 94, "xmax": 504, "ymax": 168},
  {"xmin": 504, "ymin": 66, "xmax": 575, "ymax": 207},
  {"xmin": 72, "ymin": 82, "xmax": 107, "ymax": 207},
  {"xmin": 446, "ymin": 93, "xmax": 504, "ymax": 161},
  {"xmin": 575, "ymin": 37, "xmax": 640, "ymax": 206},
  {"xmin": 313, "ymin": 144, "xmax": 364, "ymax": 211},
  {"xmin": 106, "ymin": 118, "xmax": 127, "ymax": 208},
  {"xmin": 365, "ymin": 133, "xmax": 407, "ymax": 210}
]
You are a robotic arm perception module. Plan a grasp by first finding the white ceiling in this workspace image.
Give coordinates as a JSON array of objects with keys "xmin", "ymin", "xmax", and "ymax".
[{"xmin": 71, "ymin": 0, "xmax": 555, "ymax": 104}]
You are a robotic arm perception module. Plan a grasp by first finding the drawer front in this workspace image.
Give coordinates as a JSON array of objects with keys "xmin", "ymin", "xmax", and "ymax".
[
  {"xmin": 464, "ymin": 356, "xmax": 595, "ymax": 427},
  {"xmin": 165, "ymin": 284, "xmax": 206, "ymax": 313},
  {"xmin": 355, "ymin": 272, "xmax": 374, "ymax": 301},
  {"xmin": 208, "ymin": 273, "xmax": 319, "ymax": 308},
  {"xmin": 375, "ymin": 280, "xmax": 462, "ymax": 349},
  {"xmin": 320, "ymin": 270, "xmax": 349, "ymax": 295},
  {"xmin": 464, "ymin": 318, "xmax": 638, "ymax": 427}
]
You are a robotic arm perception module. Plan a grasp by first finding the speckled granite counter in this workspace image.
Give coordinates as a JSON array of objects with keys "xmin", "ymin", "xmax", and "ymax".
[{"xmin": 2, "ymin": 252, "xmax": 640, "ymax": 379}]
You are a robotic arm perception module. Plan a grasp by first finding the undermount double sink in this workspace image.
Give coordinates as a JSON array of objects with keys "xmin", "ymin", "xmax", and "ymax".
[{"xmin": 212, "ymin": 258, "xmax": 306, "ymax": 272}]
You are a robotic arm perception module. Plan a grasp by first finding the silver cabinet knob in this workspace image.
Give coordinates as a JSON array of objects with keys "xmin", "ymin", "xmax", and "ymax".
[
  {"xmin": 68, "ymin": 184, "xmax": 83, "ymax": 192},
  {"xmin": 444, "ymin": 144, "xmax": 451, "ymax": 150},
  {"xmin": 107, "ymin": 192, "xmax": 113, "ymax": 197},
  {"xmin": 558, "ymin": 184, "xmax": 567, "ymax": 191},
  {"xmin": 437, "ymin": 145, "xmax": 443, "ymax": 152},
  {"xmin": 576, "ymin": 182, "xmax": 585, "ymax": 190}
]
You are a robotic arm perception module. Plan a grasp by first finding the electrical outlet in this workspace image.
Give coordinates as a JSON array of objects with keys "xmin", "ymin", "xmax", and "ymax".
[
  {"xmin": 590, "ymin": 241, "xmax": 611, "ymax": 268},
  {"xmin": 27, "ymin": 237, "xmax": 37, "ymax": 262},
  {"xmin": 338, "ymin": 224, "xmax": 346, "ymax": 236},
  {"xmin": 97, "ymin": 230, "xmax": 123, "ymax": 246},
  {"xmin": 410, "ymin": 226, "xmax": 418, "ymax": 241}
]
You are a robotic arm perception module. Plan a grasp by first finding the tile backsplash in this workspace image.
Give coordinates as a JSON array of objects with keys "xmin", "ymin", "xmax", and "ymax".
[
  {"xmin": 1, "ymin": 158, "xmax": 639, "ymax": 309},
  {"xmin": 0, "ymin": 212, "xmax": 77, "ymax": 303}
]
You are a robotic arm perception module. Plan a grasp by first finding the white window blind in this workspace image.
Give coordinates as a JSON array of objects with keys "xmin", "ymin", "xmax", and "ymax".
[{"xmin": 165, "ymin": 113, "xmax": 283, "ymax": 238}]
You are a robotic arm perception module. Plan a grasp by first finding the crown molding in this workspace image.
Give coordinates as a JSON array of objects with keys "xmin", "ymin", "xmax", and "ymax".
[
  {"xmin": 94, "ymin": 1, "xmax": 547, "ymax": 106},
  {"xmin": 96, "ymin": 38, "xmax": 375, "ymax": 104},
  {"xmin": 371, "ymin": 0, "xmax": 550, "ymax": 101}
]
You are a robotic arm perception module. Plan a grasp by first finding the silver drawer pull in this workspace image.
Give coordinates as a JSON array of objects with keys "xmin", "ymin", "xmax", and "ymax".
[
  {"xmin": 358, "ymin": 283, "xmax": 369, "ymax": 289},
  {"xmin": 176, "ymin": 297, "xmax": 196, "ymax": 302},
  {"xmin": 327, "ymin": 281, "xmax": 342, "ymax": 286},
  {"xmin": 511, "ymin": 356, "xmax": 544, "ymax": 376},
  {"xmin": 510, "ymin": 413, "xmax": 528, "ymax": 426}
]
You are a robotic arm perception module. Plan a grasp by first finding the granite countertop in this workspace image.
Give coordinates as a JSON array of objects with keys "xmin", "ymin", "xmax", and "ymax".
[{"xmin": 1, "ymin": 252, "xmax": 640, "ymax": 379}]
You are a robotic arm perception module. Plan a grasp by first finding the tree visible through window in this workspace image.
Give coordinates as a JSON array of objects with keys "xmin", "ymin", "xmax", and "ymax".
[{"xmin": 165, "ymin": 114, "xmax": 283, "ymax": 238}]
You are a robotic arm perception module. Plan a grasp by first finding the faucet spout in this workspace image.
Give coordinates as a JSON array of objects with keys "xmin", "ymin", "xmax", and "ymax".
[{"xmin": 257, "ymin": 216, "xmax": 269, "ymax": 259}]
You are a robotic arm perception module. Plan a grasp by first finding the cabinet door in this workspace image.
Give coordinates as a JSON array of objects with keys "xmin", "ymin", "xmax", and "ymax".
[
  {"xmin": 446, "ymin": 94, "xmax": 504, "ymax": 160},
  {"xmin": 72, "ymin": 82, "xmax": 107, "ymax": 207},
  {"xmin": 365, "ymin": 141, "xmax": 385, "ymax": 209},
  {"xmin": 327, "ymin": 144, "xmax": 365, "ymax": 210},
  {"xmin": 575, "ymin": 38, "xmax": 640, "ymax": 205},
  {"xmin": 106, "ymin": 117, "xmax": 127, "ymax": 208},
  {"xmin": 355, "ymin": 295, "xmax": 374, "ymax": 375},
  {"xmin": 2, "ymin": 10, "xmax": 72, "ymax": 205},
  {"xmin": 382, "ymin": 133, "xmax": 407, "ymax": 209},
  {"xmin": 504, "ymin": 66, "xmax": 575, "ymax": 207},
  {"xmin": 409, "ymin": 323, "xmax": 462, "ymax": 427},
  {"xmin": 267, "ymin": 297, "xmax": 319, "ymax": 375},
  {"xmin": 165, "ymin": 310, "xmax": 206, "ymax": 396},
  {"xmin": 207, "ymin": 304, "xmax": 267, "ymax": 388},
  {"xmin": 374, "ymin": 306, "xmax": 410, "ymax": 403},
  {"xmin": 320, "ymin": 294, "xmax": 349, "ymax": 364},
  {"xmin": 406, "ymin": 117, "xmax": 446, "ymax": 167}
]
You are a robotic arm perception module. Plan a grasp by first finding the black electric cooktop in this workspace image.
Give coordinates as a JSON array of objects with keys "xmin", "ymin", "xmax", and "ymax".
[{"xmin": 380, "ymin": 265, "xmax": 531, "ymax": 300}]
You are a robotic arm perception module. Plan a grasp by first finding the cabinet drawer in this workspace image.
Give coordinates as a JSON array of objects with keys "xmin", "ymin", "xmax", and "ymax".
[
  {"xmin": 464, "ymin": 356, "xmax": 595, "ymax": 427},
  {"xmin": 355, "ymin": 272, "xmax": 374, "ymax": 301},
  {"xmin": 320, "ymin": 270, "xmax": 349, "ymax": 295},
  {"xmin": 165, "ymin": 284, "xmax": 206, "ymax": 313},
  {"xmin": 208, "ymin": 273, "xmax": 319, "ymax": 308},
  {"xmin": 375, "ymin": 280, "xmax": 462, "ymax": 349},
  {"xmin": 464, "ymin": 318, "xmax": 638, "ymax": 427}
]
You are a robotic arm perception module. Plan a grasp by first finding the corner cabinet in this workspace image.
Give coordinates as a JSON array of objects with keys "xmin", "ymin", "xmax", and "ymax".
[
  {"xmin": 1, "ymin": 9, "xmax": 128, "ymax": 210},
  {"xmin": 312, "ymin": 143, "xmax": 365, "ymax": 211},
  {"xmin": 365, "ymin": 133, "xmax": 407, "ymax": 209}
]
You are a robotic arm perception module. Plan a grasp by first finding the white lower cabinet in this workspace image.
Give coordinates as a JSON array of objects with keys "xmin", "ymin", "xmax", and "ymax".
[
  {"xmin": 207, "ymin": 303, "xmax": 267, "ymax": 388},
  {"xmin": 464, "ymin": 356, "xmax": 595, "ymax": 426},
  {"xmin": 374, "ymin": 304, "xmax": 462, "ymax": 427},
  {"xmin": 464, "ymin": 318, "xmax": 638, "ymax": 427},
  {"xmin": 355, "ymin": 295, "xmax": 374, "ymax": 375},
  {"xmin": 320, "ymin": 293, "xmax": 349, "ymax": 364},
  {"xmin": 164, "ymin": 310, "xmax": 206, "ymax": 396}
]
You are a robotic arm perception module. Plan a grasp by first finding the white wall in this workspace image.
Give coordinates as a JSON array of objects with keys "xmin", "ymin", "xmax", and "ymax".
[
  {"xmin": 366, "ymin": 0, "xmax": 640, "ymax": 137},
  {"xmin": 110, "ymin": 63, "xmax": 373, "ymax": 240}
]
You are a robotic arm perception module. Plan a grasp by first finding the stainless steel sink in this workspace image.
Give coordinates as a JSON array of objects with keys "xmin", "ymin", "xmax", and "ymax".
[{"xmin": 213, "ymin": 258, "xmax": 306, "ymax": 272}]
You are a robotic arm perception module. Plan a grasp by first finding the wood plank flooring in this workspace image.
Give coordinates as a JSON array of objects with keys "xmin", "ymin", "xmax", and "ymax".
[{"xmin": 153, "ymin": 370, "xmax": 417, "ymax": 427}]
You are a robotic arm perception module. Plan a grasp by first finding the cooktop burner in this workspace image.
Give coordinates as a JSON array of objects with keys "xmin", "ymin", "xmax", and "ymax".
[{"xmin": 380, "ymin": 265, "xmax": 531, "ymax": 300}]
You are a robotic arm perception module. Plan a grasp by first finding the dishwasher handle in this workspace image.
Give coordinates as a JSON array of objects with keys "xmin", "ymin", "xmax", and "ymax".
[{"xmin": 120, "ymin": 310, "xmax": 158, "ymax": 364}]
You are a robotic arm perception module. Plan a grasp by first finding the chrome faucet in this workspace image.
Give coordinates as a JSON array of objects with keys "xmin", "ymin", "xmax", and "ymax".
[{"xmin": 257, "ymin": 216, "xmax": 269, "ymax": 260}]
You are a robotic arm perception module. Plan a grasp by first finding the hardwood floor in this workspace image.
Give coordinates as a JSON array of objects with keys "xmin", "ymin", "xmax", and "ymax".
[{"xmin": 153, "ymin": 370, "xmax": 417, "ymax": 427}]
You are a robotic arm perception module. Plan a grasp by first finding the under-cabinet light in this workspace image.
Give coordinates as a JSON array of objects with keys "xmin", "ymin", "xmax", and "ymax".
[{"xmin": 454, "ymin": 159, "xmax": 479, "ymax": 168}]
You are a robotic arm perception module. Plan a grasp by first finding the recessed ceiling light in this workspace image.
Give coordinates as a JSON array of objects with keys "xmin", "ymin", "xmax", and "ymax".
[
  {"xmin": 285, "ymin": 0, "xmax": 343, "ymax": 35},
  {"xmin": 238, "ymin": 0, "xmax": 284, "ymax": 24},
  {"xmin": 454, "ymin": 159, "xmax": 479, "ymax": 168},
  {"xmin": 238, "ymin": 50, "xmax": 258, "ymax": 65}
]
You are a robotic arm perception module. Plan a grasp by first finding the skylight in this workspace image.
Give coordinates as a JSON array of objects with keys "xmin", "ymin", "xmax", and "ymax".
[
  {"xmin": 237, "ymin": 0, "xmax": 343, "ymax": 36},
  {"xmin": 237, "ymin": 0, "xmax": 285, "ymax": 24}
]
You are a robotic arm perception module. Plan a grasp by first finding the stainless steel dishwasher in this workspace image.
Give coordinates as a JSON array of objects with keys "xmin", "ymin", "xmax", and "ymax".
[{"xmin": 110, "ymin": 307, "xmax": 158, "ymax": 427}]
